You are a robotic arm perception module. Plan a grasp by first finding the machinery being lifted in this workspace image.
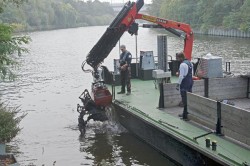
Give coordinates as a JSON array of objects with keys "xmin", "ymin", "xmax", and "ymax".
[{"xmin": 77, "ymin": 0, "xmax": 194, "ymax": 134}]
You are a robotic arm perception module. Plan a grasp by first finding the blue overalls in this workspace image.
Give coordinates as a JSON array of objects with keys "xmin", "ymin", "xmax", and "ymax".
[
  {"xmin": 180, "ymin": 60, "xmax": 193, "ymax": 94},
  {"xmin": 180, "ymin": 60, "xmax": 193, "ymax": 118}
]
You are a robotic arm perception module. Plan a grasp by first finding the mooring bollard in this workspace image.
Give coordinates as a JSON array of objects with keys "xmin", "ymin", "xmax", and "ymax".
[
  {"xmin": 206, "ymin": 138, "xmax": 211, "ymax": 148},
  {"xmin": 212, "ymin": 141, "xmax": 217, "ymax": 151}
]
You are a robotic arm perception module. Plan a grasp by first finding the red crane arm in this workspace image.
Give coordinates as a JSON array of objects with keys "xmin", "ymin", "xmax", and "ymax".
[
  {"xmin": 119, "ymin": 3, "xmax": 138, "ymax": 28},
  {"xmin": 135, "ymin": 13, "xmax": 194, "ymax": 60}
]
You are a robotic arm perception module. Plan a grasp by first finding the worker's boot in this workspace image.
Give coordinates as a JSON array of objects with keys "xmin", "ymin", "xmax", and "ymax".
[
  {"xmin": 117, "ymin": 91, "xmax": 125, "ymax": 94},
  {"xmin": 126, "ymin": 91, "xmax": 131, "ymax": 95}
]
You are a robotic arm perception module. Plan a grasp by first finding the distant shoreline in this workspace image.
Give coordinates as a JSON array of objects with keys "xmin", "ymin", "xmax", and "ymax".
[{"xmin": 16, "ymin": 24, "xmax": 250, "ymax": 38}]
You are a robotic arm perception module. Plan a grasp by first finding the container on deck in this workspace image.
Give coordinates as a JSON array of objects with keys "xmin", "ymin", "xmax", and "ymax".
[{"xmin": 196, "ymin": 53, "xmax": 223, "ymax": 78}]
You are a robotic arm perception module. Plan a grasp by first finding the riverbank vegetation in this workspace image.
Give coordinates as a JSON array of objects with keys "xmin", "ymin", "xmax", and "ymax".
[
  {"xmin": 0, "ymin": 0, "xmax": 29, "ymax": 144},
  {"xmin": 0, "ymin": 24, "xmax": 30, "ymax": 80},
  {"xmin": 0, "ymin": 0, "xmax": 30, "ymax": 81},
  {"xmin": 0, "ymin": 0, "xmax": 115, "ymax": 32},
  {"xmin": 148, "ymin": 0, "xmax": 250, "ymax": 32},
  {"xmin": 1, "ymin": 0, "xmax": 249, "ymax": 33},
  {"xmin": 0, "ymin": 104, "xmax": 26, "ymax": 143}
]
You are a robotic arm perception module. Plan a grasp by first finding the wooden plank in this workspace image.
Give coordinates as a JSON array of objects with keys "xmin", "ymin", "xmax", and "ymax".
[
  {"xmin": 209, "ymin": 91, "xmax": 247, "ymax": 100},
  {"xmin": 188, "ymin": 93, "xmax": 217, "ymax": 108},
  {"xmin": 209, "ymin": 91, "xmax": 246, "ymax": 99},
  {"xmin": 164, "ymin": 82, "xmax": 204, "ymax": 92},
  {"xmin": 209, "ymin": 82, "xmax": 247, "ymax": 89},
  {"xmin": 164, "ymin": 83, "xmax": 177, "ymax": 89},
  {"xmin": 163, "ymin": 83, "xmax": 180, "ymax": 95},
  {"xmin": 209, "ymin": 86, "xmax": 246, "ymax": 92},
  {"xmin": 188, "ymin": 104, "xmax": 217, "ymax": 123},
  {"xmin": 187, "ymin": 92, "xmax": 250, "ymax": 144},
  {"xmin": 223, "ymin": 127, "xmax": 250, "ymax": 146},
  {"xmin": 163, "ymin": 83, "xmax": 182, "ymax": 107},
  {"xmin": 163, "ymin": 90, "xmax": 181, "ymax": 96},
  {"xmin": 188, "ymin": 103, "xmax": 216, "ymax": 115},
  {"xmin": 222, "ymin": 119, "xmax": 250, "ymax": 138},
  {"xmin": 193, "ymin": 80, "xmax": 205, "ymax": 95},
  {"xmin": 208, "ymin": 80, "xmax": 246, "ymax": 87},
  {"xmin": 188, "ymin": 111, "xmax": 216, "ymax": 125},
  {"xmin": 221, "ymin": 103, "xmax": 250, "ymax": 138},
  {"xmin": 164, "ymin": 95, "xmax": 182, "ymax": 101},
  {"xmin": 209, "ymin": 77, "xmax": 246, "ymax": 85},
  {"xmin": 163, "ymin": 77, "xmax": 248, "ymax": 107},
  {"xmin": 164, "ymin": 94, "xmax": 181, "ymax": 99},
  {"xmin": 193, "ymin": 80, "xmax": 204, "ymax": 86},
  {"xmin": 187, "ymin": 93, "xmax": 217, "ymax": 123},
  {"xmin": 209, "ymin": 86, "xmax": 247, "ymax": 94},
  {"xmin": 193, "ymin": 91, "xmax": 204, "ymax": 96},
  {"xmin": 188, "ymin": 100, "xmax": 217, "ymax": 113},
  {"xmin": 188, "ymin": 114, "xmax": 216, "ymax": 130},
  {"xmin": 208, "ymin": 77, "xmax": 247, "ymax": 99},
  {"xmin": 223, "ymin": 104, "xmax": 250, "ymax": 117},
  {"xmin": 209, "ymin": 92, "xmax": 246, "ymax": 98}
]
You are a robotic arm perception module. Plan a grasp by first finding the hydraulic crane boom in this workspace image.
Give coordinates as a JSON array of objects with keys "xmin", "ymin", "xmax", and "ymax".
[
  {"xmin": 135, "ymin": 13, "xmax": 193, "ymax": 60},
  {"xmin": 85, "ymin": 0, "xmax": 194, "ymax": 72},
  {"xmin": 85, "ymin": 0, "xmax": 144, "ymax": 71}
]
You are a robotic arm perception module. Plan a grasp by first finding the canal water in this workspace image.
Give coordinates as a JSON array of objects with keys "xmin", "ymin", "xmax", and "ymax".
[{"xmin": 0, "ymin": 26, "xmax": 250, "ymax": 166}]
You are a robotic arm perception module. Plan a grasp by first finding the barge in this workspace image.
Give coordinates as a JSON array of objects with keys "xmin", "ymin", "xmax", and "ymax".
[
  {"xmin": 110, "ymin": 76, "xmax": 250, "ymax": 166},
  {"xmin": 77, "ymin": 0, "xmax": 250, "ymax": 165}
]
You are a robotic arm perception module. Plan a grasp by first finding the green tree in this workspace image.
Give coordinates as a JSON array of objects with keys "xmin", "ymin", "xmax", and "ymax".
[
  {"xmin": 0, "ymin": 0, "xmax": 115, "ymax": 31},
  {"xmin": 0, "ymin": 0, "xmax": 27, "ymax": 13},
  {"xmin": 223, "ymin": 0, "xmax": 250, "ymax": 31},
  {"xmin": 149, "ymin": 0, "xmax": 249, "ymax": 32},
  {"xmin": 0, "ymin": 0, "xmax": 29, "ymax": 143},
  {"xmin": 148, "ymin": 0, "xmax": 165, "ymax": 17},
  {"xmin": 0, "ymin": 24, "xmax": 30, "ymax": 80}
]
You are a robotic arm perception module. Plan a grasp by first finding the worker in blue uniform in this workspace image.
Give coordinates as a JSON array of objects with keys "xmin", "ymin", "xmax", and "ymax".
[
  {"xmin": 117, "ymin": 45, "xmax": 132, "ymax": 95},
  {"xmin": 176, "ymin": 52, "xmax": 193, "ymax": 120}
]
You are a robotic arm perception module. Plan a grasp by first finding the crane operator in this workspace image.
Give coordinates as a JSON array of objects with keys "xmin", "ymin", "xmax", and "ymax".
[{"xmin": 117, "ymin": 45, "xmax": 132, "ymax": 95}]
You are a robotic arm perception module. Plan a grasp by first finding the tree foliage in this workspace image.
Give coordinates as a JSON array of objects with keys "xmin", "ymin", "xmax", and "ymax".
[
  {"xmin": 0, "ymin": 24, "xmax": 30, "ymax": 80},
  {"xmin": 223, "ymin": 0, "xmax": 250, "ymax": 31},
  {"xmin": 0, "ymin": 0, "xmax": 115, "ymax": 31},
  {"xmin": 0, "ymin": 0, "xmax": 28, "ymax": 144},
  {"xmin": 0, "ymin": 0, "xmax": 27, "ymax": 13},
  {"xmin": 148, "ymin": 0, "xmax": 250, "ymax": 32},
  {"xmin": 0, "ymin": 102, "xmax": 26, "ymax": 143}
]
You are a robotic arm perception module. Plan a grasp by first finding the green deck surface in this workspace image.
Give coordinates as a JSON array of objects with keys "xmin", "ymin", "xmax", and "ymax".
[{"xmin": 111, "ymin": 79, "xmax": 250, "ymax": 166}]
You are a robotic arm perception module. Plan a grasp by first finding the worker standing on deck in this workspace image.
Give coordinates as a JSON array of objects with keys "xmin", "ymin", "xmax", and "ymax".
[
  {"xmin": 176, "ymin": 52, "xmax": 193, "ymax": 120},
  {"xmin": 117, "ymin": 45, "xmax": 132, "ymax": 95}
]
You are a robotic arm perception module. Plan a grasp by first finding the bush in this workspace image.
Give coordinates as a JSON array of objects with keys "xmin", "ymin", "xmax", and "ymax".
[{"xmin": 0, "ymin": 102, "xmax": 26, "ymax": 143}]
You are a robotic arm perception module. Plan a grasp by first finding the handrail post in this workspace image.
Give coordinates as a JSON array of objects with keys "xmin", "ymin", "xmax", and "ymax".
[
  {"xmin": 216, "ymin": 101, "xmax": 223, "ymax": 135},
  {"xmin": 204, "ymin": 78, "xmax": 209, "ymax": 98}
]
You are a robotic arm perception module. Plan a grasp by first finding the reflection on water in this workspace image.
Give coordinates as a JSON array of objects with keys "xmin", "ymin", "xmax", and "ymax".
[
  {"xmin": 79, "ymin": 124, "xmax": 176, "ymax": 166},
  {"xmin": 79, "ymin": 121, "xmax": 124, "ymax": 165},
  {"xmin": 0, "ymin": 26, "xmax": 249, "ymax": 165}
]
